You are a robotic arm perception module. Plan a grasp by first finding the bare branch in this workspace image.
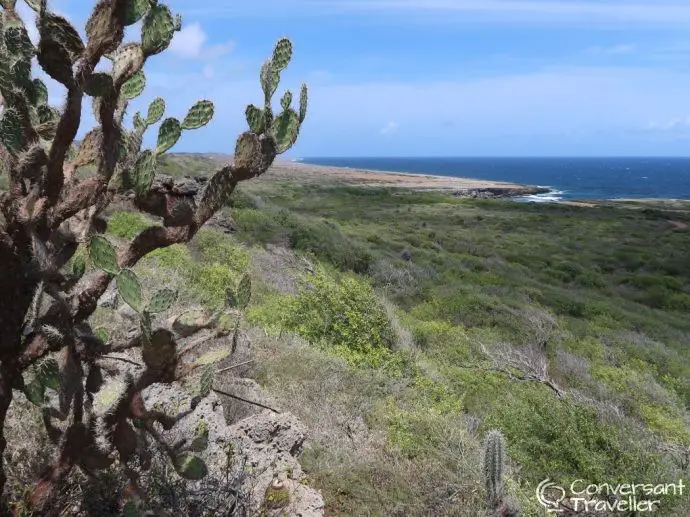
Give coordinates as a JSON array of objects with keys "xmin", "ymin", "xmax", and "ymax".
[
  {"xmin": 216, "ymin": 360, "xmax": 255, "ymax": 374},
  {"xmin": 212, "ymin": 388, "xmax": 280, "ymax": 414},
  {"xmin": 44, "ymin": 87, "xmax": 83, "ymax": 206},
  {"xmin": 476, "ymin": 342, "xmax": 566, "ymax": 398}
]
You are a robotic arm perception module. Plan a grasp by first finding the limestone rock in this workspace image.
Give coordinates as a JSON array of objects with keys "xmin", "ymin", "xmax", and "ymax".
[{"xmin": 135, "ymin": 384, "xmax": 324, "ymax": 516}]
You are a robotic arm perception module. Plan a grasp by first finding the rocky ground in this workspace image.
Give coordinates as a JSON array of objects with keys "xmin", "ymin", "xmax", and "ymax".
[{"xmin": 2, "ymin": 212, "xmax": 325, "ymax": 517}]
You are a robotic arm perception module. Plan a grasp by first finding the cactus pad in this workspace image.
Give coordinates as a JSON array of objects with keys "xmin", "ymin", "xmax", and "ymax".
[
  {"xmin": 194, "ymin": 348, "xmax": 231, "ymax": 367},
  {"xmin": 133, "ymin": 111, "xmax": 146, "ymax": 132},
  {"xmin": 121, "ymin": 70, "xmax": 146, "ymax": 100},
  {"xmin": 74, "ymin": 128, "xmax": 102, "ymax": 167},
  {"xmin": 173, "ymin": 454, "xmax": 207, "ymax": 480},
  {"xmin": 113, "ymin": 43, "xmax": 145, "ymax": 85},
  {"xmin": 270, "ymin": 109, "xmax": 300, "ymax": 154},
  {"xmin": 85, "ymin": 0, "xmax": 125, "ymax": 56},
  {"xmin": 124, "ymin": 0, "xmax": 150, "ymax": 26},
  {"xmin": 280, "ymin": 90, "xmax": 292, "ymax": 111},
  {"xmin": 37, "ymin": 38, "xmax": 74, "ymax": 86},
  {"xmin": 83, "ymin": 72, "xmax": 113, "ymax": 97},
  {"xmin": 88, "ymin": 235, "xmax": 119, "ymax": 274},
  {"xmin": 245, "ymin": 104, "xmax": 265, "ymax": 134},
  {"xmin": 71, "ymin": 254, "xmax": 86, "ymax": 279},
  {"xmin": 37, "ymin": 104, "xmax": 59, "ymax": 124},
  {"xmin": 0, "ymin": 108, "xmax": 22, "ymax": 153},
  {"xmin": 133, "ymin": 149, "xmax": 156, "ymax": 197},
  {"xmin": 31, "ymin": 78, "xmax": 49, "ymax": 106},
  {"xmin": 146, "ymin": 97, "xmax": 165, "ymax": 125},
  {"xmin": 4, "ymin": 25, "xmax": 34, "ymax": 60},
  {"xmin": 236, "ymin": 273, "xmax": 251, "ymax": 309},
  {"xmin": 23, "ymin": 378, "xmax": 45, "ymax": 406},
  {"xmin": 272, "ymin": 38, "xmax": 293, "ymax": 71},
  {"xmin": 259, "ymin": 60, "xmax": 280, "ymax": 103},
  {"xmin": 181, "ymin": 100, "xmax": 214, "ymax": 130},
  {"xmin": 156, "ymin": 117, "xmax": 181, "ymax": 154},
  {"xmin": 141, "ymin": 328, "xmax": 176, "ymax": 371},
  {"xmin": 9, "ymin": 58, "xmax": 32, "ymax": 92},
  {"xmin": 141, "ymin": 4, "xmax": 175, "ymax": 56},
  {"xmin": 148, "ymin": 288, "xmax": 178, "ymax": 313},
  {"xmin": 299, "ymin": 83, "xmax": 308, "ymax": 123},
  {"xmin": 140, "ymin": 310, "xmax": 152, "ymax": 343},
  {"xmin": 198, "ymin": 365, "xmax": 214, "ymax": 397},
  {"xmin": 234, "ymin": 132, "xmax": 261, "ymax": 170},
  {"xmin": 40, "ymin": 13, "xmax": 85, "ymax": 59},
  {"xmin": 189, "ymin": 420, "xmax": 209, "ymax": 452},
  {"xmin": 116, "ymin": 268, "xmax": 143, "ymax": 312},
  {"xmin": 36, "ymin": 359, "xmax": 60, "ymax": 391}
]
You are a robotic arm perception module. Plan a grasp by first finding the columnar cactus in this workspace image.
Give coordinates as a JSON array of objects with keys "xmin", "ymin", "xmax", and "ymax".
[
  {"xmin": 0, "ymin": 0, "xmax": 308, "ymax": 513},
  {"xmin": 483, "ymin": 428, "xmax": 506, "ymax": 507}
]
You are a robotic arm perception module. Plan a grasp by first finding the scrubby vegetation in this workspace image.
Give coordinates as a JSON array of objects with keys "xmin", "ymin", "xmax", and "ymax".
[
  {"xmin": 227, "ymin": 178, "xmax": 689, "ymax": 515},
  {"xmin": 1, "ymin": 1, "xmax": 688, "ymax": 514},
  {"xmin": 38, "ymin": 165, "xmax": 689, "ymax": 515}
]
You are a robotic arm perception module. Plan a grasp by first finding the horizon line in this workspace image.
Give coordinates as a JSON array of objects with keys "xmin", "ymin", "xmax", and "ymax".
[{"xmin": 171, "ymin": 152, "xmax": 690, "ymax": 159}]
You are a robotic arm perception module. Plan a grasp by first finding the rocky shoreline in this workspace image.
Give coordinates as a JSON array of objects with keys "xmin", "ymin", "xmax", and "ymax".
[{"xmin": 452, "ymin": 186, "xmax": 552, "ymax": 199}]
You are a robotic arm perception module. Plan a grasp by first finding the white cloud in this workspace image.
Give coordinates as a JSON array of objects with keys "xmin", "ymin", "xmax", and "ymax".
[
  {"xmin": 586, "ymin": 44, "xmax": 637, "ymax": 55},
  {"xmin": 111, "ymin": 62, "xmax": 690, "ymax": 155},
  {"xmin": 380, "ymin": 121, "xmax": 398, "ymax": 135},
  {"xmin": 169, "ymin": 23, "xmax": 207, "ymax": 58},
  {"xmin": 168, "ymin": 22, "xmax": 235, "ymax": 60},
  {"xmin": 647, "ymin": 117, "xmax": 690, "ymax": 131}
]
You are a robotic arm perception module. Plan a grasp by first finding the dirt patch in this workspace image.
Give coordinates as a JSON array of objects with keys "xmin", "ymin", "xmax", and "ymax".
[
  {"xmin": 251, "ymin": 244, "xmax": 314, "ymax": 295},
  {"xmin": 668, "ymin": 220, "xmax": 688, "ymax": 229},
  {"xmin": 256, "ymin": 162, "xmax": 537, "ymax": 193}
]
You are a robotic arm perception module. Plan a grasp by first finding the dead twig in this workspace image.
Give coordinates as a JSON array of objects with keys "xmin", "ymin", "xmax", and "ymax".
[
  {"xmin": 212, "ymin": 388, "xmax": 279, "ymax": 414},
  {"xmin": 216, "ymin": 360, "xmax": 254, "ymax": 375},
  {"xmin": 101, "ymin": 355, "xmax": 143, "ymax": 368}
]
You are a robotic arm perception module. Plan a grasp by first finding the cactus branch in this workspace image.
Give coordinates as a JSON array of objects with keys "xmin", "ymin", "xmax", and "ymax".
[{"xmin": 0, "ymin": 2, "xmax": 308, "ymax": 509}]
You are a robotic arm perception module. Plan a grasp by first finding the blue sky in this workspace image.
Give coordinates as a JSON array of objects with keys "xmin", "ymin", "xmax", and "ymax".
[{"xmin": 17, "ymin": 0, "xmax": 690, "ymax": 156}]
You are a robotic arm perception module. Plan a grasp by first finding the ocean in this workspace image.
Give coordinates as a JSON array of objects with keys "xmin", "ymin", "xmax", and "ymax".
[{"xmin": 298, "ymin": 157, "xmax": 690, "ymax": 202}]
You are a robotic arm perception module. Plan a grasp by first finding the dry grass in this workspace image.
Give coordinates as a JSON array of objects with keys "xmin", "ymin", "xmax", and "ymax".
[{"xmin": 248, "ymin": 329, "xmax": 517, "ymax": 516}]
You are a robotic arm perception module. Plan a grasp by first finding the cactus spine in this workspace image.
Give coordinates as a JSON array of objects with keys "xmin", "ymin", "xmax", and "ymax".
[
  {"xmin": 0, "ymin": 0, "xmax": 308, "ymax": 511},
  {"xmin": 483, "ymin": 429, "xmax": 506, "ymax": 507}
]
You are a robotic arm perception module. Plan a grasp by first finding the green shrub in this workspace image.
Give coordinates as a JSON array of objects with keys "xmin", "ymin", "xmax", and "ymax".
[
  {"xmin": 245, "ymin": 291, "xmax": 293, "ymax": 334},
  {"xmin": 192, "ymin": 229, "xmax": 250, "ymax": 271},
  {"xmin": 233, "ymin": 208, "xmax": 283, "ymax": 243},
  {"xmin": 106, "ymin": 211, "xmax": 154, "ymax": 239},
  {"xmin": 282, "ymin": 268, "xmax": 398, "ymax": 368},
  {"xmin": 139, "ymin": 232, "xmax": 249, "ymax": 308},
  {"xmin": 638, "ymin": 404, "xmax": 690, "ymax": 445},
  {"xmin": 227, "ymin": 187, "xmax": 259, "ymax": 209},
  {"xmin": 287, "ymin": 219, "xmax": 373, "ymax": 274},
  {"xmin": 482, "ymin": 388, "xmax": 666, "ymax": 485}
]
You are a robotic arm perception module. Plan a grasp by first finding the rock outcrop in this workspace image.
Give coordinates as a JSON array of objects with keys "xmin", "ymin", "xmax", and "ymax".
[
  {"xmin": 139, "ymin": 384, "xmax": 324, "ymax": 516},
  {"xmin": 453, "ymin": 186, "xmax": 551, "ymax": 199}
]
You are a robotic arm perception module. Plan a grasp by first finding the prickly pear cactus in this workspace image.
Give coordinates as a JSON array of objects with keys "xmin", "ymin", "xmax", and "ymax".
[{"xmin": 0, "ymin": 0, "xmax": 308, "ymax": 513}]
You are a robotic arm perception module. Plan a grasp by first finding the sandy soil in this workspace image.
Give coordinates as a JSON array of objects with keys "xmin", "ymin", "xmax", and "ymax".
[{"xmin": 261, "ymin": 161, "xmax": 540, "ymax": 193}]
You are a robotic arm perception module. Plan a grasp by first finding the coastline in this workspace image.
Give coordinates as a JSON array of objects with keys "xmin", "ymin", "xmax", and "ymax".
[
  {"xmin": 205, "ymin": 154, "xmax": 690, "ymax": 206},
  {"xmin": 264, "ymin": 160, "xmax": 550, "ymax": 198}
]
